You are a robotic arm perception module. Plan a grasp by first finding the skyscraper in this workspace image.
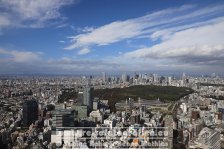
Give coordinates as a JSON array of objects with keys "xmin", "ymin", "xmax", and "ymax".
[
  {"xmin": 168, "ymin": 76, "xmax": 172, "ymax": 85},
  {"xmin": 182, "ymin": 72, "xmax": 186, "ymax": 80},
  {"xmin": 102, "ymin": 72, "xmax": 106, "ymax": 83},
  {"xmin": 22, "ymin": 99, "xmax": 38, "ymax": 127},
  {"xmin": 122, "ymin": 72, "xmax": 127, "ymax": 82},
  {"xmin": 182, "ymin": 72, "xmax": 187, "ymax": 85},
  {"xmin": 83, "ymin": 86, "xmax": 94, "ymax": 112},
  {"xmin": 153, "ymin": 73, "xmax": 158, "ymax": 83},
  {"xmin": 52, "ymin": 109, "xmax": 76, "ymax": 128}
]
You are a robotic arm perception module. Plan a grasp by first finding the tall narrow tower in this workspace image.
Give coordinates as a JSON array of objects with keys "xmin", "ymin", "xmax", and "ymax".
[
  {"xmin": 83, "ymin": 86, "xmax": 94, "ymax": 112},
  {"xmin": 102, "ymin": 72, "xmax": 106, "ymax": 83}
]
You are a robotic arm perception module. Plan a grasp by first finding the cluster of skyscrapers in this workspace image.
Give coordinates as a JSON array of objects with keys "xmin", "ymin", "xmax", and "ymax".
[{"xmin": 0, "ymin": 73, "xmax": 224, "ymax": 148}]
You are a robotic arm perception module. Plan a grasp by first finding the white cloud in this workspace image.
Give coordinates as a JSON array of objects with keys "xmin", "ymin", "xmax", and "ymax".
[
  {"xmin": 77, "ymin": 48, "xmax": 91, "ymax": 55},
  {"xmin": 0, "ymin": 0, "xmax": 78, "ymax": 28},
  {"xmin": 0, "ymin": 49, "xmax": 42, "ymax": 62},
  {"xmin": 56, "ymin": 23, "xmax": 68, "ymax": 28},
  {"xmin": 65, "ymin": 20, "xmax": 142, "ymax": 50},
  {"xmin": 1, "ymin": 3, "xmax": 224, "ymax": 73},
  {"xmin": 65, "ymin": 4, "xmax": 224, "ymax": 54},
  {"xmin": 81, "ymin": 26, "xmax": 95, "ymax": 33},
  {"xmin": 65, "ymin": 5, "xmax": 195, "ymax": 50},
  {"xmin": 123, "ymin": 20, "xmax": 224, "ymax": 65}
]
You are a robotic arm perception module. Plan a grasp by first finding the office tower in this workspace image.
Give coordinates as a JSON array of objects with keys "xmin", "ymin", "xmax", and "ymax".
[
  {"xmin": 52, "ymin": 109, "xmax": 76, "ymax": 128},
  {"xmin": 168, "ymin": 76, "xmax": 172, "ymax": 85},
  {"xmin": 182, "ymin": 72, "xmax": 186, "ymax": 79},
  {"xmin": 182, "ymin": 72, "xmax": 186, "ymax": 83},
  {"xmin": 22, "ymin": 99, "xmax": 38, "ymax": 127},
  {"xmin": 93, "ymin": 97, "xmax": 99, "ymax": 110},
  {"xmin": 153, "ymin": 73, "xmax": 158, "ymax": 83},
  {"xmin": 83, "ymin": 86, "xmax": 94, "ymax": 112},
  {"xmin": 102, "ymin": 72, "xmax": 106, "ymax": 83},
  {"xmin": 122, "ymin": 72, "xmax": 127, "ymax": 82}
]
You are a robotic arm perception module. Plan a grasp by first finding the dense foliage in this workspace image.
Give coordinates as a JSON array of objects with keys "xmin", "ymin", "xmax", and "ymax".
[
  {"xmin": 94, "ymin": 85, "xmax": 194, "ymax": 111},
  {"xmin": 58, "ymin": 88, "xmax": 77, "ymax": 103},
  {"xmin": 94, "ymin": 85, "xmax": 193, "ymax": 101},
  {"xmin": 58, "ymin": 85, "xmax": 193, "ymax": 111}
]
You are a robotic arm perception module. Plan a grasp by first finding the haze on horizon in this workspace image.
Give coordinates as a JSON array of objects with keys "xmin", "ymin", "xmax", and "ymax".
[{"xmin": 0, "ymin": 0, "xmax": 224, "ymax": 75}]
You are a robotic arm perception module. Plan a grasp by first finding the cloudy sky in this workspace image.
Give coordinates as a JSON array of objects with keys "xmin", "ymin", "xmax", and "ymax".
[{"xmin": 0, "ymin": 0, "xmax": 224, "ymax": 75}]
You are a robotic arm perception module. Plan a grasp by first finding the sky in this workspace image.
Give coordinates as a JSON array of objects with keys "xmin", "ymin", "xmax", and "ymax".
[{"xmin": 0, "ymin": 0, "xmax": 224, "ymax": 75}]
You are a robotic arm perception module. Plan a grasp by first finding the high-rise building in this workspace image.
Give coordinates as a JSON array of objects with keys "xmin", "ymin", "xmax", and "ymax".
[
  {"xmin": 52, "ymin": 108, "xmax": 76, "ymax": 128},
  {"xmin": 72, "ymin": 105, "xmax": 88, "ymax": 120},
  {"xmin": 182, "ymin": 72, "xmax": 186, "ymax": 79},
  {"xmin": 168, "ymin": 76, "xmax": 172, "ymax": 85},
  {"xmin": 153, "ymin": 73, "xmax": 158, "ymax": 83},
  {"xmin": 93, "ymin": 97, "xmax": 99, "ymax": 110},
  {"xmin": 83, "ymin": 86, "xmax": 94, "ymax": 112},
  {"xmin": 22, "ymin": 99, "xmax": 38, "ymax": 127},
  {"xmin": 182, "ymin": 72, "xmax": 187, "ymax": 85},
  {"xmin": 122, "ymin": 72, "xmax": 127, "ymax": 82},
  {"xmin": 102, "ymin": 72, "xmax": 106, "ymax": 83}
]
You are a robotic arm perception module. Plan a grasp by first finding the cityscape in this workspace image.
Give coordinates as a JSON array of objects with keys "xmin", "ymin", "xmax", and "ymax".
[
  {"xmin": 0, "ymin": 73, "xmax": 224, "ymax": 148},
  {"xmin": 0, "ymin": 0, "xmax": 224, "ymax": 149}
]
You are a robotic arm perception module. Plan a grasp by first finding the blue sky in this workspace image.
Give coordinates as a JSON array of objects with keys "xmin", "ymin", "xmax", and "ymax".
[{"xmin": 0, "ymin": 0, "xmax": 224, "ymax": 75}]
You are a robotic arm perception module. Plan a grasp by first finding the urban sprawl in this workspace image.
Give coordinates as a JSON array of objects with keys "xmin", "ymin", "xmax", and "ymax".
[{"xmin": 0, "ymin": 72, "xmax": 224, "ymax": 149}]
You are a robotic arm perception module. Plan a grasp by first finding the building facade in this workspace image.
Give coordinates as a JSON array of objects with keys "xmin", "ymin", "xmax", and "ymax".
[{"xmin": 22, "ymin": 99, "xmax": 38, "ymax": 127}]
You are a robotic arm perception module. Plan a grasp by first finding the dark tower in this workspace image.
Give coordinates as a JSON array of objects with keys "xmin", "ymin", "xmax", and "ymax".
[
  {"xmin": 83, "ymin": 86, "xmax": 94, "ymax": 113},
  {"xmin": 22, "ymin": 99, "xmax": 38, "ymax": 127}
]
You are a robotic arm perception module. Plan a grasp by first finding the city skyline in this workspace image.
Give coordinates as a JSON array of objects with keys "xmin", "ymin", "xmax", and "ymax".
[{"xmin": 0, "ymin": 0, "xmax": 224, "ymax": 74}]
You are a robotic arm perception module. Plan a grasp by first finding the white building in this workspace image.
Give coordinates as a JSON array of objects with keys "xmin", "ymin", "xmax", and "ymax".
[
  {"xmin": 89, "ymin": 110, "xmax": 104, "ymax": 123},
  {"xmin": 180, "ymin": 103, "xmax": 187, "ymax": 114}
]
